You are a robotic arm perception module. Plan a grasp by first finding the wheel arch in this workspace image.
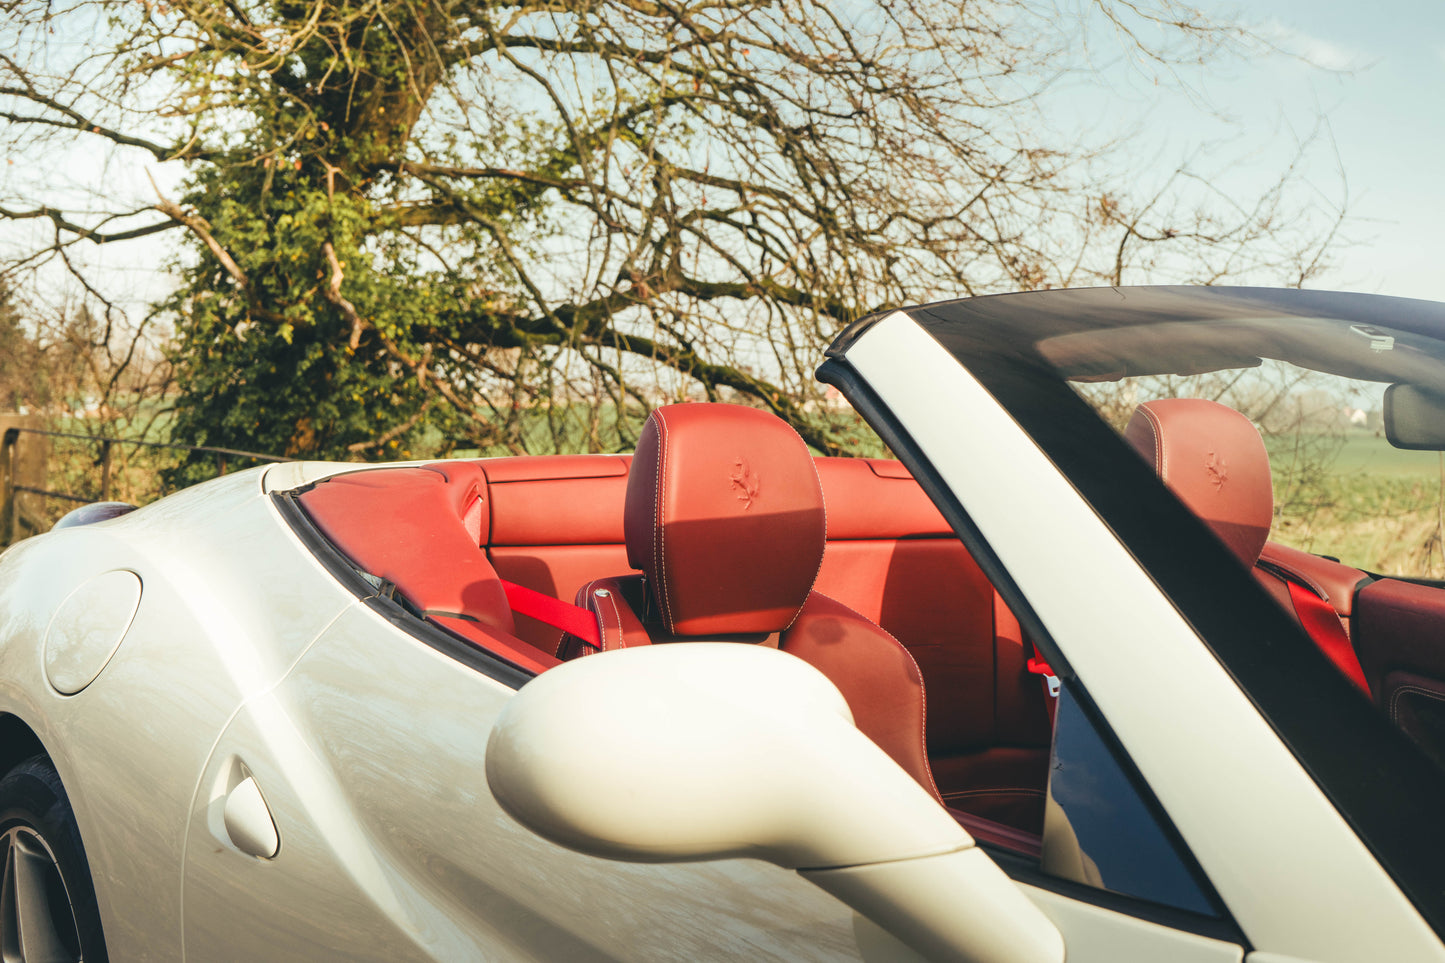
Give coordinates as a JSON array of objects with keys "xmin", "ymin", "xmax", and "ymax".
[{"xmin": 0, "ymin": 712, "xmax": 47, "ymax": 777}]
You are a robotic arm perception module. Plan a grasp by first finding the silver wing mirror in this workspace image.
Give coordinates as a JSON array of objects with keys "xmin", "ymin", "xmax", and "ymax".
[{"xmin": 486, "ymin": 643, "xmax": 1063, "ymax": 963}]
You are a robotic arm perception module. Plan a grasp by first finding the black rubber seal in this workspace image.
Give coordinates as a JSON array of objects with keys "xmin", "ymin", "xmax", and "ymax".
[{"xmin": 270, "ymin": 491, "xmax": 533, "ymax": 690}]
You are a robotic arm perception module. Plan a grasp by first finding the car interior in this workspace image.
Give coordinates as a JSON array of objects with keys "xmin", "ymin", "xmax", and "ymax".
[{"xmin": 291, "ymin": 398, "xmax": 1445, "ymax": 855}]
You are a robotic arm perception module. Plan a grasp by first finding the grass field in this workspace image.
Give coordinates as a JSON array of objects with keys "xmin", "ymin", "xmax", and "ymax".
[
  {"xmin": 1268, "ymin": 430, "xmax": 1445, "ymax": 578},
  {"xmin": 1313, "ymin": 432, "xmax": 1444, "ymax": 478}
]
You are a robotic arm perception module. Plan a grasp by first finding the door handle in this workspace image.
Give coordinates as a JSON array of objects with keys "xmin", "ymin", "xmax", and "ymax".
[{"xmin": 223, "ymin": 775, "xmax": 280, "ymax": 859}]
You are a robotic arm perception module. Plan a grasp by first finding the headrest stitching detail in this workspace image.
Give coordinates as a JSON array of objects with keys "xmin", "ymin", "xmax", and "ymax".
[
  {"xmin": 598, "ymin": 589, "xmax": 624, "ymax": 651},
  {"xmin": 782, "ymin": 425, "xmax": 829, "ymax": 632},
  {"xmin": 1140, "ymin": 403, "xmax": 1166, "ymax": 478},
  {"xmin": 651, "ymin": 411, "xmax": 677, "ymax": 633}
]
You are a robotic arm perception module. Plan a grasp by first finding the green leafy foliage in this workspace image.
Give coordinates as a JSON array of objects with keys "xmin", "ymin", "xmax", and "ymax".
[
  {"xmin": 0, "ymin": 285, "xmax": 45, "ymax": 413},
  {"xmin": 165, "ymin": 167, "xmax": 449, "ymax": 478}
]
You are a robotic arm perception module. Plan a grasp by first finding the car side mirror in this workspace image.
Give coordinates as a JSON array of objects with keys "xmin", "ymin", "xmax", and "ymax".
[{"xmin": 486, "ymin": 643, "xmax": 1063, "ymax": 963}]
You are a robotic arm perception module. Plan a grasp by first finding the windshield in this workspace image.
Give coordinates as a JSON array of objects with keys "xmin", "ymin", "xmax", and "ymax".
[
  {"xmin": 897, "ymin": 288, "xmax": 1445, "ymax": 580},
  {"xmin": 883, "ymin": 286, "xmax": 1445, "ymax": 934},
  {"xmin": 1042, "ymin": 319, "xmax": 1445, "ymax": 580}
]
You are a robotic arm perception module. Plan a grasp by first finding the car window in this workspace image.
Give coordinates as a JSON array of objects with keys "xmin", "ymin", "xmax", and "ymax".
[
  {"xmin": 1050, "ymin": 328, "xmax": 1445, "ymax": 775},
  {"xmin": 895, "ymin": 288, "xmax": 1445, "ymax": 937},
  {"xmin": 1073, "ymin": 357, "xmax": 1445, "ymax": 581},
  {"xmin": 952, "ymin": 593, "xmax": 1227, "ymax": 920},
  {"xmin": 1042, "ymin": 683, "xmax": 1223, "ymax": 918}
]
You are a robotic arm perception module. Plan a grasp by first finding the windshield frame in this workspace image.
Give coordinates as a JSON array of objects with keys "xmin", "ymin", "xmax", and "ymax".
[{"xmin": 825, "ymin": 285, "xmax": 1445, "ymax": 936}]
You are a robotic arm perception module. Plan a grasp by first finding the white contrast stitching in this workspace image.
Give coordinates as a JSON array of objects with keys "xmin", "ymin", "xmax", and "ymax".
[
  {"xmin": 783, "ymin": 422, "xmax": 827, "ymax": 632},
  {"xmin": 598, "ymin": 586, "xmax": 625, "ymax": 650},
  {"xmin": 940, "ymin": 788, "xmax": 1045, "ymax": 800},
  {"xmin": 1389, "ymin": 683, "xmax": 1445, "ymax": 725},
  {"xmin": 651, "ymin": 412, "xmax": 676, "ymax": 632},
  {"xmin": 1141, "ymin": 403, "xmax": 1165, "ymax": 477},
  {"xmin": 896, "ymin": 623, "xmax": 942, "ymax": 803}
]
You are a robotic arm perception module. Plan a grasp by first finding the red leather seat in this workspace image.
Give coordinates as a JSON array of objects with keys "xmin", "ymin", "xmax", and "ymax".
[
  {"xmin": 1125, "ymin": 399, "xmax": 1369, "ymax": 692},
  {"xmin": 559, "ymin": 403, "xmax": 944, "ymax": 804}
]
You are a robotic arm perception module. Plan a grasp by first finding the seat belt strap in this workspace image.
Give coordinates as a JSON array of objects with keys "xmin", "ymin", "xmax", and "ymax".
[
  {"xmin": 1025, "ymin": 644, "xmax": 1060, "ymax": 729},
  {"xmin": 500, "ymin": 579, "xmax": 602, "ymax": 648},
  {"xmin": 1285, "ymin": 580, "xmax": 1370, "ymax": 695},
  {"xmin": 1026, "ymin": 654, "xmax": 1061, "ymax": 698}
]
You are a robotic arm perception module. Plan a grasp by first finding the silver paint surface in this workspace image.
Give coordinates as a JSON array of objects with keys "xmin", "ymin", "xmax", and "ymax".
[
  {"xmin": 0, "ymin": 468, "xmax": 872, "ymax": 961},
  {"xmin": 42, "ymin": 570, "xmax": 142, "ymax": 695}
]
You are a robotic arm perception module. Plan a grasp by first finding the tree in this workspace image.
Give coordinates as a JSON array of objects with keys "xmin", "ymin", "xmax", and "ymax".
[
  {"xmin": 0, "ymin": 0, "xmax": 1343, "ymax": 465},
  {"xmin": 0, "ymin": 286, "xmax": 153, "ymax": 423},
  {"xmin": 0, "ymin": 283, "xmax": 42, "ymax": 412}
]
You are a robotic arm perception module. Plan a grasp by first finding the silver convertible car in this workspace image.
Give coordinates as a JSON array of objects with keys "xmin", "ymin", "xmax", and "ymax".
[{"xmin": 2, "ymin": 287, "xmax": 1445, "ymax": 962}]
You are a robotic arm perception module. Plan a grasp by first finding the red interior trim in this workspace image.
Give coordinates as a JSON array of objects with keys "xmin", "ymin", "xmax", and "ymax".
[
  {"xmin": 949, "ymin": 807, "xmax": 1042, "ymax": 858},
  {"xmin": 501, "ymin": 579, "xmax": 601, "ymax": 648},
  {"xmin": 427, "ymin": 614, "xmax": 560, "ymax": 674},
  {"xmin": 1287, "ymin": 580, "xmax": 1370, "ymax": 694}
]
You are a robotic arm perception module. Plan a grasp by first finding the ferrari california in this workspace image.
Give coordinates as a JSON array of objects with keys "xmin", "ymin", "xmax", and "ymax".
[{"xmin": 1, "ymin": 286, "xmax": 1443, "ymax": 962}]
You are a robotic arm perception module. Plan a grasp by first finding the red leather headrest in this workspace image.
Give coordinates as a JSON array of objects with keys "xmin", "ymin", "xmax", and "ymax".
[
  {"xmin": 1125, "ymin": 399, "xmax": 1273, "ymax": 565},
  {"xmin": 624, "ymin": 403, "xmax": 826, "ymax": 635}
]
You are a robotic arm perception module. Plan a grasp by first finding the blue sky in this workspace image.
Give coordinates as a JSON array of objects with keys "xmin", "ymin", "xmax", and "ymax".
[
  {"xmin": 1190, "ymin": 0, "xmax": 1444, "ymax": 299},
  {"xmin": 5, "ymin": 0, "xmax": 1437, "ymax": 311}
]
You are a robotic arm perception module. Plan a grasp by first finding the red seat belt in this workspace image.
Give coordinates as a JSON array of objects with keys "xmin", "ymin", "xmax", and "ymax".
[
  {"xmin": 500, "ymin": 579, "xmax": 602, "ymax": 648},
  {"xmin": 1026, "ymin": 653, "xmax": 1060, "ymax": 698},
  {"xmin": 1285, "ymin": 581, "xmax": 1370, "ymax": 695},
  {"xmin": 1026, "ymin": 644, "xmax": 1060, "ymax": 726}
]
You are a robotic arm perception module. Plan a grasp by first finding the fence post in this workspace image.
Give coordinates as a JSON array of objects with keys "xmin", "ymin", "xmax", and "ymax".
[
  {"xmin": 0, "ymin": 428, "xmax": 284, "ymax": 536},
  {"xmin": 99, "ymin": 439, "xmax": 114, "ymax": 502},
  {"xmin": 2, "ymin": 428, "xmax": 15, "ymax": 547}
]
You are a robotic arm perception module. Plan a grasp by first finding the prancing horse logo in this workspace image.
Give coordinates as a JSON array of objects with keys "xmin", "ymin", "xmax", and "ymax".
[
  {"xmin": 1205, "ymin": 450, "xmax": 1228, "ymax": 491},
  {"xmin": 730, "ymin": 458, "xmax": 760, "ymax": 509}
]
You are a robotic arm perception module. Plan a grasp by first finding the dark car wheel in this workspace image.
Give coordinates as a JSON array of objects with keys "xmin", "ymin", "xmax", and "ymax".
[{"xmin": 0, "ymin": 755, "xmax": 108, "ymax": 962}]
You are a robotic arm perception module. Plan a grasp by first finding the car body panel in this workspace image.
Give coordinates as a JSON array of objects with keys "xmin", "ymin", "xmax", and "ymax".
[
  {"xmin": 1023, "ymin": 885, "xmax": 1244, "ymax": 963},
  {"xmin": 0, "ymin": 471, "xmax": 358, "ymax": 959},
  {"xmin": 182, "ymin": 605, "xmax": 869, "ymax": 961}
]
